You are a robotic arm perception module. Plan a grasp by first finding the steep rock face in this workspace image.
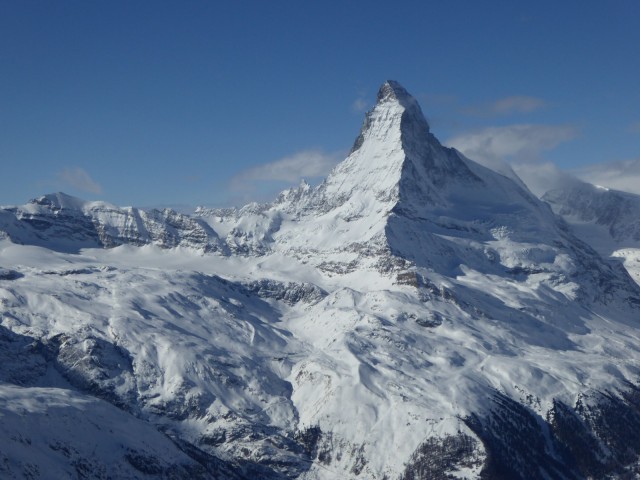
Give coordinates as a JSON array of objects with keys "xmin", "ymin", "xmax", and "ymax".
[{"xmin": 306, "ymin": 81, "xmax": 479, "ymax": 214}]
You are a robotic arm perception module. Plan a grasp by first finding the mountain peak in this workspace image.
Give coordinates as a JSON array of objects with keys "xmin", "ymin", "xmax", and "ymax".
[
  {"xmin": 30, "ymin": 192, "xmax": 88, "ymax": 211},
  {"xmin": 377, "ymin": 80, "xmax": 411, "ymax": 102},
  {"xmin": 375, "ymin": 80, "xmax": 430, "ymax": 131},
  {"xmin": 335, "ymin": 80, "xmax": 473, "ymax": 212},
  {"xmin": 349, "ymin": 80, "xmax": 431, "ymax": 156}
]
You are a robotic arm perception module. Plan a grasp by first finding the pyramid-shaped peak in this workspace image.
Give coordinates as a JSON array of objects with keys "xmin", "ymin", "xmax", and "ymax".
[
  {"xmin": 326, "ymin": 79, "xmax": 477, "ymax": 217},
  {"xmin": 373, "ymin": 80, "xmax": 430, "ymax": 131},
  {"xmin": 349, "ymin": 80, "xmax": 430, "ymax": 155},
  {"xmin": 377, "ymin": 80, "xmax": 412, "ymax": 102},
  {"xmin": 377, "ymin": 80, "xmax": 420, "ymax": 106}
]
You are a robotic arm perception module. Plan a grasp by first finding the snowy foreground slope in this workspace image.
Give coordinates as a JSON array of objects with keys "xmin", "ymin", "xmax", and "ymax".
[{"xmin": 2, "ymin": 82, "xmax": 640, "ymax": 479}]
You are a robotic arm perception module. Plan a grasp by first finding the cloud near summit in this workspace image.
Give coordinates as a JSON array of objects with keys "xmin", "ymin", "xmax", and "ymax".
[
  {"xmin": 446, "ymin": 124, "xmax": 580, "ymax": 197},
  {"xmin": 572, "ymin": 158, "xmax": 640, "ymax": 195},
  {"xmin": 447, "ymin": 124, "xmax": 579, "ymax": 165},
  {"xmin": 230, "ymin": 149, "xmax": 342, "ymax": 192},
  {"xmin": 57, "ymin": 167, "xmax": 103, "ymax": 194}
]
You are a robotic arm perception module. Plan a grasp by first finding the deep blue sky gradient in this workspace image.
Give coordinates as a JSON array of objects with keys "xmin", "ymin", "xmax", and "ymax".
[{"xmin": 1, "ymin": 1, "xmax": 639, "ymax": 206}]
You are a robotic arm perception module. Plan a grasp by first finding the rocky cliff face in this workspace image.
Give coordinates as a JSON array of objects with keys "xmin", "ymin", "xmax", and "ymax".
[{"xmin": 1, "ymin": 82, "xmax": 640, "ymax": 479}]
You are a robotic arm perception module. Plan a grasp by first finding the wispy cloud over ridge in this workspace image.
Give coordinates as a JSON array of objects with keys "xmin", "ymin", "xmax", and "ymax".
[
  {"xmin": 57, "ymin": 167, "xmax": 103, "ymax": 194},
  {"xmin": 511, "ymin": 162, "xmax": 581, "ymax": 197},
  {"xmin": 230, "ymin": 149, "xmax": 342, "ymax": 192},
  {"xmin": 572, "ymin": 158, "xmax": 640, "ymax": 195},
  {"xmin": 447, "ymin": 124, "xmax": 579, "ymax": 164},
  {"xmin": 351, "ymin": 97, "xmax": 369, "ymax": 113}
]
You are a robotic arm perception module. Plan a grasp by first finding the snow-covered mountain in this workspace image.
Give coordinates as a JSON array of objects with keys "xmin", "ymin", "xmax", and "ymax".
[
  {"xmin": 543, "ymin": 181, "xmax": 640, "ymax": 285},
  {"xmin": 0, "ymin": 192, "xmax": 226, "ymax": 253},
  {"xmin": 2, "ymin": 81, "xmax": 640, "ymax": 479},
  {"xmin": 544, "ymin": 181, "xmax": 640, "ymax": 248}
]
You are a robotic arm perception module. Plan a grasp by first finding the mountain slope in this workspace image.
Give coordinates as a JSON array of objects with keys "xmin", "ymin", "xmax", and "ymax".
[{"xmin": 1, "ymin": 81, "xmax": 640, "ymax": 479}]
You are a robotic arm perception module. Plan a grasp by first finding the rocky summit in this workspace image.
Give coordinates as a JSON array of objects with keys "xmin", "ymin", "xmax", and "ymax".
[{"xmin": 1, "ymin": 81, "xmax": 640, "ymax": 479}]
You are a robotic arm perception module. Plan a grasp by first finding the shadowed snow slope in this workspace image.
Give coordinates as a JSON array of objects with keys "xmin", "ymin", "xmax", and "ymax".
[{"xmin": 2, "ymin": 82, "xmax": 640, "ymax": 479}]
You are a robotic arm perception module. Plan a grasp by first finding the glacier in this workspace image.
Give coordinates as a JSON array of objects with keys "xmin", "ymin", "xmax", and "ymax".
[{"xmin": 1, "ymin": 81, "xmax": 640, "ymax": 479}]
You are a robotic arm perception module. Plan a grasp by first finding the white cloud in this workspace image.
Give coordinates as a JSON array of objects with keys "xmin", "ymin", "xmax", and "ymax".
[
  {"xmin": 57, "ymin": 167, "xmax": 103, "ymax": 194},
  {"xmin": 491, "ymin": 96, "xmax": 547, "ymax": 115},
  {"xmin": 572, "ymin": 158, "xmax": 640, "ymax": 195},
  {"xmin": 230, "ymin": 149, "xmax": 343, "ymax": 192},
  {"xmin": 509, "ymin": 157, "xmax": 640, "ymax": 198},
  {"xmin": 447, "ymin": 124, "xmax": 580, "ymax": 197},
  {"xmin": 447, "ymin": 124, "xmax": 579, "ymax": 165},
  {"xmin": 351, "ymin": 97, "xmax": 369, "ymax": 113},
  {"xmin": 464, "ymin": 96, "xmax": 547, "ymax": 117},
  {"xmin": 511, "ymin": 162, "xmax": 582, "ymax": 197}
]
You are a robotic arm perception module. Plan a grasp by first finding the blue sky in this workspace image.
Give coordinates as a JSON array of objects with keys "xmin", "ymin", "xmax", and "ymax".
[{"xmin": 1, "ymin": 0, "xmax": 639, "ymax": 207}]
